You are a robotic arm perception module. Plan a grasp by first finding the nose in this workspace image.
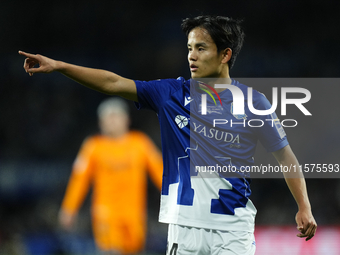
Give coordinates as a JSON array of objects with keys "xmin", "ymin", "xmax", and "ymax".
[{"xmin": 188, "ymin": 50, "xmax": 197, "ymax": 61}]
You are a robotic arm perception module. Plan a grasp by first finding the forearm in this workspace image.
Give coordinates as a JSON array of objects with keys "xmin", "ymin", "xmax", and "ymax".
[
  {"xmin": 273, "ymin": 145, "xmax": 316, "ymax": 240},
  {"xmin": 19, "ymin": 51, "xmax": 138, "ymax": 101},
  {"xmin": 61, "ymin": 173, "xmax": 91, "ymax": 215},
  {"xmin": 284, "ymin": 176, "xmax": 311, "ymax": 210},
  {"xmin": 56, "ymin": 61, "xmax": 135, "ymax": 97},
  {"xmin": 273, "ymin": 145, "xmax": 311, "ymax": 209}
]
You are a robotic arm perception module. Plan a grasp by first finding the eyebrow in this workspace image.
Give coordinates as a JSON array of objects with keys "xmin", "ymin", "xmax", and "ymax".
[{"xmin": 187, "ymin": 42, "xmax": 208, "ymax": 47}]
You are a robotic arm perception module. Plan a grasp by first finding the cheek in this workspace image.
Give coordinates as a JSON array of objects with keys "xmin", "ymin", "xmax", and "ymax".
[
  {"xmin": 114, "ymin": 117, "xmax": 129, "ymax": 129},
  {"xmin": 202, "ymin": 59, "xmax": 215, "ymax": 71}
]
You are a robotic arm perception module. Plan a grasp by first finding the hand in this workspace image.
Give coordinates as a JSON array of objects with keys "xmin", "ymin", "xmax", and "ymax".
[
  {"xmin": 58, "ymin": 209, "xmax": 77, "ymax": 232},
  {"xmin": 19, "ymin": 50, "xmax": 57, "ymax": 76},
  {"xmin": 295, "ymin": 208, "xmax": 317, "ymax": 241}
]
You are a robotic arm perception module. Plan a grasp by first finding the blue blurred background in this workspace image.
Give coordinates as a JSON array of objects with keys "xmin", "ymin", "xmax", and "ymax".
[{"xmin": 1, "ymin": 0, "xmax": 340, "ymax": 254}]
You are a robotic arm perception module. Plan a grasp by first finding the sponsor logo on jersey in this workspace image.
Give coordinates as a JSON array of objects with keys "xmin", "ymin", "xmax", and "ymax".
[
  {"xmin": 198, "ymin": 104, "xmax": 223, "ymax": 115},
  {"xmin": 198, "ymin": 81, "xmax": 223, "ymax": 107},
  {"xmin": 192, "ymin": 121, "xmax": 240, "ymax": 145},
  {"xmin": 198, "ymin": 82, "xmax": 223, "ymax": 115}
]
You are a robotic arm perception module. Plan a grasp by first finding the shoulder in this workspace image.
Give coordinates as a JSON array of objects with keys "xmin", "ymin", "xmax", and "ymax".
[
  {"xmin": 233, "ymin": 80, "xmax": 262, "ymax": 96},
  {"xmin": 126, "ymin": 131, "xmax": 157, "ymax": 151},
  {"xmin": 128, "ymin": 130, "xmax": 152, "ymax": 142},
  {"xmin": 75, "ymin": 135, "xmax": 103, "ymax": 156},
  {"xmin": 134, "ymin": 77, "xmax": 190, "ymax": 111},
  {"xmin": 80, "ymin": 135, "xmax": 105, "ymax": 148},
  {"xmin": 233, "ymin": 79, "xmax": 269, "ymax": 104},
  {"xmin": 135, "ymin": 77, "xmax": 188, "ymax": 91}
]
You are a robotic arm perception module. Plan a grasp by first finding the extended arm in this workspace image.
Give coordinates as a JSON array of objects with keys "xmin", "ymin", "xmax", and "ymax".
[
  {"xmin": 59, "ymin": 139, "xmax": 94, "ymax": 231},
  {"xmin": 19, "ymin": 51, "xmax": 138, "ymax": 101},
  {"xmin": 272, "ymin": 145, "xmax": 317, "ymax": 241},
  {"xmin": 143, "ymin": 134, "xmax": 163, "ymax": 190}
]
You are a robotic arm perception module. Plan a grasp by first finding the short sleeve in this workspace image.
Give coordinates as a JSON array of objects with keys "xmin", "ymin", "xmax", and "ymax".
[
  {"xmin": 252, "ymin": 93, "xmax": 289, "ymax": 152},
  {"xmin": 134, "ymin": 78, "xmax": 185, "ymax": 113}
]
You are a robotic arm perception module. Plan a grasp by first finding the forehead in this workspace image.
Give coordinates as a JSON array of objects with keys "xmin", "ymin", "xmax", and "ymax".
[
  {"xmin": 187, "ymin": 27, "xmax": 215, "ymax": 45},
  {"xmin": 99, "ymin": 109, "xmax": 127, "ymax": 119}
]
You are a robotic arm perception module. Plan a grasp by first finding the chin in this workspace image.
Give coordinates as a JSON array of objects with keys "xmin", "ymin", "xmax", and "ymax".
[{"xmin": 191, "ymin": 73, "xmax": 202, "ymax": 79}]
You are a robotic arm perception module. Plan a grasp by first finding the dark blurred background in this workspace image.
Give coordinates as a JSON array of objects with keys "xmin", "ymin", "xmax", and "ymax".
[{"xmin": 1, "ymin": 0, "xmax": 340, "ymax": 254}]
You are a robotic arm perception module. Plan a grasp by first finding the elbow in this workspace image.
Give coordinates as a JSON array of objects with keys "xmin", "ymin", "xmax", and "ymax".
[{"xmin": 102, "ymin": 72, "xmax": 121, "ymax": 95}]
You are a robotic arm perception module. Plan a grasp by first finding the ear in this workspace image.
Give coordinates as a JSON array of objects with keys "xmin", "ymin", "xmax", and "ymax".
[{"xmin": 221, "ymin": 48, "xmax": 232, "ymax": 64}]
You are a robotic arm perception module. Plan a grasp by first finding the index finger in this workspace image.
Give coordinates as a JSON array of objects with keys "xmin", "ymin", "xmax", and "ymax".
[
  {"xmin": 18, "ymin": 50, "xmax": 36, "ymax": 58},
  {"xmin": 305, "ymin": 224, "xmax": 317, "ymax": 241}
]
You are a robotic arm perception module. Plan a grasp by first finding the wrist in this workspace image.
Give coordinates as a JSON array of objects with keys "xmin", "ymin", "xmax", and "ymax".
[
  {"xmin": 54, "ymin": 60, "xmax": 64, "ymax": 72},
  {"xmin": 298, "ymin": 202, "xmax": 311, "ymax": 211}
]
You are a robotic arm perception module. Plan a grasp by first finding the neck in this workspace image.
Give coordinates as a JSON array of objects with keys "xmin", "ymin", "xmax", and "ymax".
[
  {"xmin": 196, "ymin": 66, "xmax": 231, "ymax": 93},
  {"xmin": 197, "ymin": 77, "xmax": 232, "ymax": 93},
  {"xmin": 104, "ymin": 130, "xmax": 128, "ymax": 139}
]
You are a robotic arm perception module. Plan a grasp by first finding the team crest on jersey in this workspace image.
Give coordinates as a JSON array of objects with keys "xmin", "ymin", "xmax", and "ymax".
[
  {"xmin": 231, "ymin": 103, "xmax": 247, "ymax": 120},
  {"xmin": 175, "ymin": 115, "xmax": 189, "ymax": 129}
]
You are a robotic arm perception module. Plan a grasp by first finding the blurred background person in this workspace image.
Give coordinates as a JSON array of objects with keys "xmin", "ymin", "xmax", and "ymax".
[{"xmin": 58, "ymin": 97, "xmax": 163, "ymax": 255}]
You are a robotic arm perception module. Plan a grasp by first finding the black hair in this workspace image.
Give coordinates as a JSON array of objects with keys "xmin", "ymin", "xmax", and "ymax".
[{"xmin": 181, "ymin": 15, "xmax": 245, "ymax": 69}]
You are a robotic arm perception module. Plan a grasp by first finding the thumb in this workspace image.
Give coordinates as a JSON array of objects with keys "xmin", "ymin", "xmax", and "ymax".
[
  {"xmin": 27, "ymin": 68, "xmax": 38, "ymax": 73},
  {"xmin": 297, "ymin": 221, "xmax": 304, "ymax": 232},
  {"xmin": 296, "ymin": 217, "xmax": 304, "ymax": 231}
]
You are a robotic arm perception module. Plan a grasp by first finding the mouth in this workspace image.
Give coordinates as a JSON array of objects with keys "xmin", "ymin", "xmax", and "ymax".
[{"xmin": 190, "ymin": 64, "xmax": 198, "ymax": 72}]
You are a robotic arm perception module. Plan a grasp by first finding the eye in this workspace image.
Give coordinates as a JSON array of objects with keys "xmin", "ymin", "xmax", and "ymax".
[{"xmin": 198, "ymin": 47, "xmax": 205, "ymax": 51}]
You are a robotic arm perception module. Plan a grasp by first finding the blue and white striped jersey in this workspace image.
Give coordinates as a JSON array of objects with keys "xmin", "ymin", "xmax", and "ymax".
[{"xmin": 135, "ymin": 77, "xmax": 288, "ymax": 232}]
